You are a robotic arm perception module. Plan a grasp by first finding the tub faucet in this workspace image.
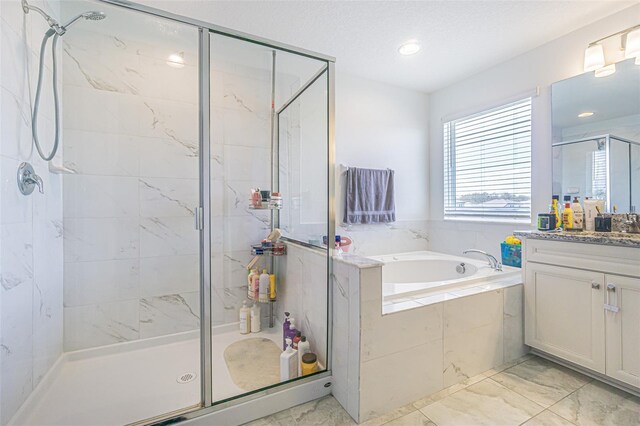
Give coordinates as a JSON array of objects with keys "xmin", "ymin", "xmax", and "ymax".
[{"xmin": 463, "ymin": 249, "xmax": 502, "ymax": 271}]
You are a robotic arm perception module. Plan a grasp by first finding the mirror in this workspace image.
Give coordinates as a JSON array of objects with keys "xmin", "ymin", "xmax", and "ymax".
[{"xmin": 551, "ymin": 58, "xmax": 640, "ymax": 213}]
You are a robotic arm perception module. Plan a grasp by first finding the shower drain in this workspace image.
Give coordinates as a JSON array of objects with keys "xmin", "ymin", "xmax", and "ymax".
[{"xmin": 176, "ymin": 372, "xmax": 197, "ymax": 384}]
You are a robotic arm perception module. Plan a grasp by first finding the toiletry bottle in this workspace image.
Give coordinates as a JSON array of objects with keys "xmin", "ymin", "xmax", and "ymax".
[
  {"xmin": 572, "ymin": 197, "xmax": 584, "ymax": 231},
  {"xmin": 239, "ymin": 301, "xmax": 250, "ymax": 334},
  {"xmin": 552, "ymin": 195, "xmax": 561, "ymax": 229},
  {"xmin": 282, "ymin": 312, "xmax": 291, "ymax": 350},
  {"xmin": 297, "ymin": 336, "xmax": 311, "ymax": 376},
  {"xmin": 292, "ymin": 331, "xmax": 302, "ymax": 350},
  {"xmin": 562, "ymin": 196, "xmax": 573, "ymax": 230},
  {"xmin": 250, "ymin": 303, "xmax": 261, "ymax": 333},
  {"xmin": 584, "ymin": 198, "xmax": 598, "ymax": 232},
  {"xmin": 247, "ymin": 269, "xmax": 257, "ymax": 299},
  {"xmin": 287, "ymin": 318, "xmax": 298, "ymax": 344},
  {"xmin": 252, "ymin": 272, "xmax": 260, "ymax": 301},
  {"xmin": 280, "ymin": 338, "xmax": 298, "ymax": 382},
  {"xmin": 269, "ymin": 274, "xmax": 276, "ymax": 300},
  {"xmin": 259, "ymin": 269, "xmax": 270, "ymax": 303}
]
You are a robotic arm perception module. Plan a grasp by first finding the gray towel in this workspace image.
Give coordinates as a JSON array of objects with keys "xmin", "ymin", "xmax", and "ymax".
[{"xmin": 344, "ymin": 167, "xmax": 396, "ymax": 224}]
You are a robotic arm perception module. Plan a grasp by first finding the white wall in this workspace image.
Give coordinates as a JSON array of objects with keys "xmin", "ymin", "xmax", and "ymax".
[
  {"xmin": 336, "ymin": 73, "xmax": 430, "ymax": 256},
  {"xmin": 427, "ymin": 4, "xmax": 640, "ymax": 257},
  {"xmin": 0, "ymin": 0, "xmax": 64, "ymax": 422}
]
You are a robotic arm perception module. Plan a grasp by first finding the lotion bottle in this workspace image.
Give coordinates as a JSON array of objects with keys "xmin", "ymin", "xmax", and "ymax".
[
  {"xmin": 239, "ymin": 301, "xmax": 250, "ymax": 334},
  {"xmin": 562, "ymin": 195, "xmax": 573, "ymax": 230},
  {"xmin": 250, "ymin": 303, "xmax": 261, "ymax": 333},
  {"xmin": 572, "ymin": 196, "xmax": 584, "ymax": 231},
  {"xmin": 280, "ymin": 338, "xmax": 298, "ymax": 382},
  {"xmin": 259, "ymin": 269, "xmax": 269, "ymax": 302}
]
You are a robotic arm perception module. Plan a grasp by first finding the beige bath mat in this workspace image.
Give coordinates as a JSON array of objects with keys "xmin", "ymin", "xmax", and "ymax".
[{"xmin": 223, "ymin": 337, "xmax": 281, "ymax": 391}]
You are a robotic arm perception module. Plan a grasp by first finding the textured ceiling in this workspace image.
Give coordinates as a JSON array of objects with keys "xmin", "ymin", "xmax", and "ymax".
[{"xmin": 134, "ymin": 0, "xmax": 635, "ymax": 93}]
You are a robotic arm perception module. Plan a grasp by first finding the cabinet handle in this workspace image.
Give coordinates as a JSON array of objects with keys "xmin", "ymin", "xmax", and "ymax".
[
  {"xmin": 591, "ymin": 282, "xmax": 600, "ymax": 289},
  {"xmin": 607, "ymin": 284, "xmax": 616, "ymax": 292}
]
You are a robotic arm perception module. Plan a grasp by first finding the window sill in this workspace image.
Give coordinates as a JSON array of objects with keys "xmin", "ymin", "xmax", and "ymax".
[{"xmin": 444, "ymin": 216, "xmax": 532, "ymax": 226}]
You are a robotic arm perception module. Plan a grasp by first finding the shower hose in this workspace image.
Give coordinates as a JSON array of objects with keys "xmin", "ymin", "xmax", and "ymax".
[{"xmin": 31, "ymin": 28, "xmax": 61, "ymax": 161}]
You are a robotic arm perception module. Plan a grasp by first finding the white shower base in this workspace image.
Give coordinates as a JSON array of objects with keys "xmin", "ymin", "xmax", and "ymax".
[{"xmin": 12, "ymin": 326, "xmax": 283, "ymax": 426}]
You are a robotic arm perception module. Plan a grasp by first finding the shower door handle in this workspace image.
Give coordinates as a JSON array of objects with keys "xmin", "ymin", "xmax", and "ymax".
[{"xmin": 194, "ymin": 207, "xmax": 203, "ymax": 230}]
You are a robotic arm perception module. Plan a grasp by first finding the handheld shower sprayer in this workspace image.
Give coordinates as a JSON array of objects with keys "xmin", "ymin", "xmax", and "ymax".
[{"xmin": 22, "ymin": 0, "xmax": 106, "ymax": 161}]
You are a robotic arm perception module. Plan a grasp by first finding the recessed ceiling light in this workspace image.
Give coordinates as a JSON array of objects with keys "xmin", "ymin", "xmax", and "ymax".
[
  {"xmin": 398, "ymin": 40, "xmax": 421, "ymax": 56},
  {"xmin": 578, "ymin": 112, "xmax": 594, "ymax": 118},
  {"xmin": 167, "ymin": 52, "xmax": 185, "ymax": 68}
]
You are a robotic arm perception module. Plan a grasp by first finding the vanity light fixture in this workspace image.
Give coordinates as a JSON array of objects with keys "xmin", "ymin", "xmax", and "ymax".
[
  {"xmin": 624, "ymin": 28, "xmax": 640, "ymax": 58},
  {"xmin": 578, "ymin": 112, "xmax": 594, "ymax": 118},
  {"xmin": 583, "ymin": 44, "xmax": 605, "ymax": 72},
  {"xmin": 398, "ymin": 40, "xmax": 421, "ymax": 56},
  {"xmin": 595, "ymin": 64, "xmax": 616, "ymax": 78},
  {"xmin": 583, "ymin": 24, "xmax": 640, "ymax": 75},
  {"xmin": 166, "ymin": 52, "xmax": 185, "ymax": 68}
]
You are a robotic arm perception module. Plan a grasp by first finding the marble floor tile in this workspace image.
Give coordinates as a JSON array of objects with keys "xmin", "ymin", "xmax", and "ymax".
[
  {"xmin": 384, "ymin": 410, "xmax": 435, "ymax": 426},
  {"xmin": 249, "ymin": 395, "xmax": 356, "ymax": 426},
  {"xmin": 492, "ymin": 357, "xmax": 591, "ymax": 407},
  {"xmin": 360, "ymin": 403, "xmax": 416, "ymax": 426},
  {"xmin": 523, "ymin": 410, "xmax": 576, "ymax": 426},
  {"xmin": 481, "ymin": 353, "xmax": 534, "ymax": 377},
  {"xmin": 549, "ymin": 381, "xmax": 640, "ymax": 426},
  {"xmin": 420, "ymin": 379, "xmax": 544, "ymax": 426},
  {"xmin": 412, "ymin": 372, "xmax": 486, "ymax": 410}
]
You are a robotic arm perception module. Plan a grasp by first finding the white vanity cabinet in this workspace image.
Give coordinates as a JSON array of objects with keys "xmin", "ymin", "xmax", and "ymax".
[
  {"xmin": 525, "ymin": 262, "xmax": 605, "ymax": 373},
  {"xmin": 522, "ymin": 237, "xmax": 640, "ymax": 391},
  {"xmin": 605, "ymin": 274, "xmax": 640, "ymax": 388}
]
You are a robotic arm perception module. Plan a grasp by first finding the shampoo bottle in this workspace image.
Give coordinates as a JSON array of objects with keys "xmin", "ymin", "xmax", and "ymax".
[
  {"xmin": 259, "ymin": 269, "xmax": 270, "ymax": 303},
  {"xmin": 239, "ymin": 301, "xmax": 250, "ymax": 334},
  {"xmin": 269, "ymin": 274, "xmax": 276, "ymax": 300},
  {"xmin": 247, "ymin": 269, "xmax": 257, "ymax": 299},
  {"xmin": 250, "ymin": 303, "xmax": 261, "ymax": 333},
  {"xmin": 562, "ymin": 195, "xmax": 573, "ymax": 230},
  {"xmin": 552, "ymin": 195, "xmax": 561, "ymax": 229},
  {"xmin": 287, "ymin": 318, "xmax": 298, "ymax": 344},
  {"xmin": 280, "ymin": 338, "xmax": 298, "ymax": 382},
  {"xmin": 572, "ymin": 197, "xmax": 584, "ymax": 231},
  {"xmin": 282, "ymin": 312, "xmax": 291, "ymax": 350},
  {"xmin": 252, "ymin": 273, "xmax": 260, "ymax": 301}
]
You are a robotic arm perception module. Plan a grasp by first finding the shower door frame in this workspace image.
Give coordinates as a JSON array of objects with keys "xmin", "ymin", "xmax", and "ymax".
[{"xmin": 96, "ymin": 1, "xmax": 336, "ymax": 424}]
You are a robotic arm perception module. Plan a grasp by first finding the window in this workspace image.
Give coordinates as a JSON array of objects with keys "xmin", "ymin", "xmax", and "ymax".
[{"xmin": 444, "ymin": 97, "xmax": 532, "ymax": 220}]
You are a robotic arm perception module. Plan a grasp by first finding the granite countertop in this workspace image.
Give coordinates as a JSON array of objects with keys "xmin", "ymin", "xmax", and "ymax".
[{"xmin": 514, "ymin": 230, "xmax": 640, "ymax": 248}]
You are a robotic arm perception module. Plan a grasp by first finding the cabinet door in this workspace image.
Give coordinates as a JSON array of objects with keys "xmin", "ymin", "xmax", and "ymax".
[
  {"xmin": 605, "ymin": 274, "xmax": 640, "ymax": 388},
  {"xmin": 524, "ymin": 263, "xmax": 605, "ymax": 373}
]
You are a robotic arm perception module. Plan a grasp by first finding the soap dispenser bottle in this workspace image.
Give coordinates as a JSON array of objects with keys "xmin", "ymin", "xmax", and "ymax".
[
  {"xmin": 280, "ymin": 338, "xmax": 298, "ymax": 381},
  {"xmin": 239, "ymin": 301, "xmax": 250, "ymax": 335}
]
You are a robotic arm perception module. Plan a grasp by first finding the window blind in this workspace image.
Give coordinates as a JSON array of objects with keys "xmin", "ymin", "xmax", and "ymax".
[{"xmin": 444, "ymin": 97, "xmax": 532, "ymax": 219}]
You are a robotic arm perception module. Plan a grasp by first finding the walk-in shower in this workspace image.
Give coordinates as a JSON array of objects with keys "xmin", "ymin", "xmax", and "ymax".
[{"xmin": 2, "ymin": 0, "xmax": 334, "ymax": 424}]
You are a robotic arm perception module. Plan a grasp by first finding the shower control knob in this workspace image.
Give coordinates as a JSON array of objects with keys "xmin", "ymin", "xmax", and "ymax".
[{"xmin": 17, "ymin": 162, "xmax": 44, "ymax": 195}]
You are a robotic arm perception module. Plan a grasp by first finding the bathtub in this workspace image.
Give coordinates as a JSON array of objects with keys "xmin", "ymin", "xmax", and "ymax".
[{"xmin": 369, "ymin": 250, "xmax": 521, "ymax": 305}]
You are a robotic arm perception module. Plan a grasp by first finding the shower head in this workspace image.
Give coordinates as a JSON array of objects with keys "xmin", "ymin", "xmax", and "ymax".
[{"xmin": 61, "ymin": 11, "xmax": 107, "ymax": 30}]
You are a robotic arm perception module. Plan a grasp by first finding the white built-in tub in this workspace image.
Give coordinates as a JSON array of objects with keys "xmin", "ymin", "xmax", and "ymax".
[{"xmin": 370, "ymin": 250, "xmax": 521, "ymax": 307}]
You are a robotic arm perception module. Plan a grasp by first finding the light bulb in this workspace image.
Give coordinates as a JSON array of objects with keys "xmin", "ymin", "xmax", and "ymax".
[
  {"xmin": 584, "ymin": 44, "xmax": 605, "ymax": 72},
  {"xmin": 594, "ymin": 63, "xmax": 616, "ymax": 78},
  {"xmin": 624, "ymin": 28, "xmax": 640, "ymax": 59}
]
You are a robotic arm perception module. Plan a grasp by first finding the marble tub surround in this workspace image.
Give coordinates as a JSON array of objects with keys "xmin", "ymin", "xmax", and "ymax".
[
  {"xmin": 336, "ymin": 220, "xmax": 430, "ymax": 257},
  {"xmin": 331, "ymin": 257, "xmax": 528, "ymax": 422},
  {"xmin": 514, "ymin": 229, "xmax": 640, "ymax": 248},
  {"xmin": 250, "ymin": 354, "xmax": 640, "ymax": 426},
  {"xmin": 1, "ymin": 0, "xmax": 65, "ymax": 423}
]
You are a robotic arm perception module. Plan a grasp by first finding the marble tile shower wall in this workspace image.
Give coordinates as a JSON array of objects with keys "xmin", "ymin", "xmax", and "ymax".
[
  {"xmin": 61, "ymin": 27, "xmax": 274, "ymax": 350},
  {"xmin": 0, "ymin": 0, "xmax": 64, "ymax": 423}
]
